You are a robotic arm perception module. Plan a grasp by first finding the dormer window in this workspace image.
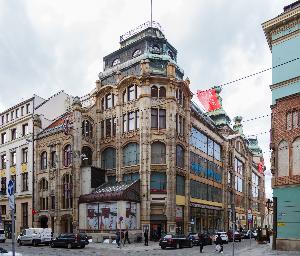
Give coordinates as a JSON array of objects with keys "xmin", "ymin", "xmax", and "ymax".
[
  {"xmin": 152, "ymin": 45, "xmax": 160, "ymax": 54},
  {"xmin": 168, "ymin": 50, "xmax": 174, "ymax": 60},
  {"xmin": 132, "ymin": 49, "xmax": 142, "ymax": 58},
  {"xmin": 112, "ymin": 58, "xmax": 120, "ymax": 66}
]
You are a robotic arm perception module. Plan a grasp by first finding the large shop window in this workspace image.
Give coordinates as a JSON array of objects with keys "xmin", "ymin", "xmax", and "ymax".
[
  {"xmin": 151, "ymin": 108, "xmax": 166, "ymax": 129},
  {"xmin": 62, "ymin": 174, "xmax": 72, "ymax": 209},
  {"xmin": 176, "ymin": 145, "xmax": 184, "ymax": 168},
  {"xmin": 176, "ymin": 175, "xmax": 185, "ymax": 195},
  {"xmin": 235, "ymin": 176, "xmax": 243, "ymax": 192},
  {"xmin": 101, "ymin": 147, "xmax": 116, "ymax": 170},
  {"xmin": 123, "ymin": 173, "xmax": 140, "ymax": 182},
  {"xmin": 190, "ymin": 180, "xmax": 207, "ymax": 200},
  {"xmin": 234, "ymin": 158, "xmax": 244, "ymax": 175},
  {"xmin": 150, "ymin": 172, "xmax": 167, "ymax": 193},
  {"xmin": 82, "ymin": 120, "xmax": 93, "ymax": 138},
  {"xmin": 151, "ymin": 142, "xmax": 166, "ymax": 164},
  {"xmin": 40, "ymin": 151, "xmax": 47, "ymax": 170},
  {"xmin": 190, "ymin": 152, "xmax": 207, "ymax": 177},
  {"xmin": 123, "ymin": 143, "xmax": 140, "ymax": 166},
  {"xmin": 190, "ymin": 127, "xmax": 207, "ymax": 153},
  {"xmin": 81, "ymin": 146, "xmax": 93, "ymax": 166}
]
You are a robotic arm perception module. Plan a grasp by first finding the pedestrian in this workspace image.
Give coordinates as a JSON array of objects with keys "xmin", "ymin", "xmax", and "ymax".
[
  {"xmin": 124, "ymin": 229, "xmax": 131, "ymax": 244},
  {"xmin": 198, "ymin": 233, "xmax": 204, "ymax": 253},
  {"xmin": 116, "ymin": 231, "xmax": 121, "ymax": 248},
  {"xmin": 215, "ymin": 234, "xmax": 223, "ymax": 254},
  {"xmin": 144, "ymin": 228, "xmax": 149, "ymax": 246}
]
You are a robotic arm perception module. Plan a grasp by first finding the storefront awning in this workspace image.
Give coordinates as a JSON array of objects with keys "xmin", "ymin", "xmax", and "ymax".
[{"xmin": 79, "ymin": 180, "xmax": 140, "ymax": 203}]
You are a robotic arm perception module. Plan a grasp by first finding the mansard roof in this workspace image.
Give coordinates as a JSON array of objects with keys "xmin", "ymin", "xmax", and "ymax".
[{"xmin": 79, "ymin": 180, "xmax": 140, "ymax": 204}]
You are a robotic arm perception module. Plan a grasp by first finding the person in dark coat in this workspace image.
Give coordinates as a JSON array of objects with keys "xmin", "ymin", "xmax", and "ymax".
[
  {"xmin": 116, "ymin": 232, "xmax": 121, "ymax": 247},
  {"xmin": 124, "ymin": 229, "xmax": 131, "ymax": 244},
  {"xmin": 144, "ymin": 228, "xmax": 149, "ymax": 246},
  {"xmin": 198, "ymin": 233, "xmax": 205, "ymax": 253},
  {"xmin": 215, "ymin": 234, "xmax": 223, "ymax": 253}
]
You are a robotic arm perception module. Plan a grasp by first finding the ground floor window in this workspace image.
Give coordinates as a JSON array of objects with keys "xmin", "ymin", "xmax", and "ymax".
[{"xmin": 190, "ymin": 207, "xmax": 224, "ymax": 234}]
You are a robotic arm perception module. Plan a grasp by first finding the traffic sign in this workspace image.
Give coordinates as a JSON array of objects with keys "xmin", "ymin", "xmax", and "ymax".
[
  {"xmin": 9, "ymin": 195, "xmax": 14, "ymax": 211},
  {"xmin": 8, "ymin": 180, "xmax": 14, "ymax": 196}
]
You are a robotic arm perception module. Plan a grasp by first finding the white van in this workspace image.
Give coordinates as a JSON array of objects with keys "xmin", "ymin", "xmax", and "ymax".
[
  {"xmin": 17, "ymin": 228, "xmax": 52, "ymax": 246},
  {"xmin": 0, "ymin": 229, "xmax": 5, "ymax": 243}
]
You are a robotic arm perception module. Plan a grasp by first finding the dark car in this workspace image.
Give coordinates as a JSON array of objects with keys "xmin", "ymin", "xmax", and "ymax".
[
  {"xmin": 50, "ymin": 233, "xmax": 87, "ymax": 249},
  {"xmin": 79, "ymin": 233, "xmax": 90, "ymax": 245},
  {"xmin": 159, "ymin": 234, "xmax": 194, "ymax": 249},
  {"xmin": 187, "ymin": 233, "xmax": 212, "ymax": 246},
  {"xmin": 227, "ymin": 231, "xmax": 241, "ymax": 242}
]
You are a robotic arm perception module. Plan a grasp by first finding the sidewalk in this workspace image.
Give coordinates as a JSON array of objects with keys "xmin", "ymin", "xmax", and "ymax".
[{"xmin": 91, "ymin": 241, "xmax": 160, "ymax": 252}]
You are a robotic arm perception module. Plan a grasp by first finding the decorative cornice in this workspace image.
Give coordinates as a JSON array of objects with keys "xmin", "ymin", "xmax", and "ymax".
[{"xmin": 270, "ymin": 75, "xmax": 300, "ymax": 90}]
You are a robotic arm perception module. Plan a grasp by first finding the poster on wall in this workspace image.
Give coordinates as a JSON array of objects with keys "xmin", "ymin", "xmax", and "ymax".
[
  {"xmin": 87, "ymin": 202, "xmax": 117, "ymax": 230},
  {"xmin": 175, "ymin": 206, "xmax": 183, "ymax": 221},
  {"xmin": 124, "ymin": 202, "xmax": 137, "ymax": 229}
]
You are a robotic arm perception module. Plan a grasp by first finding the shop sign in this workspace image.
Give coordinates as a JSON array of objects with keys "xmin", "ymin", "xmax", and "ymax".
[
  {"xmin": 190, "ymin": 202, "xmax": 221, "ymax": 210},
  {"xmin": 175, "ymin": 206, "xmax": 183, "ymax": 221}
]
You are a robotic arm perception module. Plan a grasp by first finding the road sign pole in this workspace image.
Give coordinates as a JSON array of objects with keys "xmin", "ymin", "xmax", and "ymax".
[{"xmin": 10, "ymin": 196, "xmax": 15, "ymax": 256}]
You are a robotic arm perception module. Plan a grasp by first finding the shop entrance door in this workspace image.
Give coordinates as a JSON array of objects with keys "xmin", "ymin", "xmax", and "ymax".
[{"xmin": 150, "ymin": 222, "xmax": 166, "ymax": 241}]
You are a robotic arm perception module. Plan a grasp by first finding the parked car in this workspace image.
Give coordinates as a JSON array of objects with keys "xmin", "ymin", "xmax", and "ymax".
[
  {"xmin": 79, "ymin": 233, "xmax": 90, "ymax": 245},
  {"xmin": 241, "ymin": 230, "xmax": 256, "ymax": 239},
  {"xmin": 213, "ymin": 232, "xmax": 229, "ymax": 244},
  {"xmin": 50, "ymin": 233, "xmax": 87, "ymax": 249},
  {"xmin": 227, "ymin": 231, "xmax": 241, "ymax": 242},
  {"xmin": 159, "ymin": 234, "xmax": 194, "ymax": 249},
  {"xmin": 0, "ymin": 229, "xmax": 6, "ymax": 243},
  {"xmin": 187, "ymin": 233, "xmax": 213, "ymax": 246},
  {"xmin": 17, "ymin": 228, "xmax": 52, "ymax": 246}
]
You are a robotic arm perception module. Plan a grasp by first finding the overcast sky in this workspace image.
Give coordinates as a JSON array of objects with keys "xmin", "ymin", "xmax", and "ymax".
[{"xmin": 0, "ymin": 0, "xmax": 295, "ymax": 198}]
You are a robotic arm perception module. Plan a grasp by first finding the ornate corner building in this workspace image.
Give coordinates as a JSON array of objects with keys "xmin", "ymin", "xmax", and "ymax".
[
  {"xmin": 262, "ymin": 1, "xmax": 300, "ymax": 251},
  {"xmin": 31, "ymin": 22, "xmax": 266, "ymax": 239}
]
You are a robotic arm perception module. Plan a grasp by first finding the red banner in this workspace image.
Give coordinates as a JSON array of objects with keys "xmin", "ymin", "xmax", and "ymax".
[
  {"xmin": 196, "ymin": 88, "xmax": 221, "ymax": 112},
  {"xmin": 258, "ymin": 160, "xmax": 264, "ymax": 173}
]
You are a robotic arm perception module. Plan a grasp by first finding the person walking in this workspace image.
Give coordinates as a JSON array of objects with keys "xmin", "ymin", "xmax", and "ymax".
[
  {"xmin": 199, "ymin": 233, "xmax": 205, "ymax": 253},
  {"xmin": 215, "ymin": 234, "xmax": 223, "ymax": 254},
  {"xmin": 124, "ymin": 229, "xmax": 131, "ymax": 244},
  {"xmin": 116, "ymin": 231, "xmax": 121, "ymax": 248},
  {"xmin": 144, "ymin": 228, "xmax": 149, "ymax": 246}
]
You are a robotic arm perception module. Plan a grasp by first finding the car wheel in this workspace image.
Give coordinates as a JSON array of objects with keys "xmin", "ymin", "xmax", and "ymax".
[
  {"xmin": 50, "ymin": 242, "xmax": 55, "ymax": 248},
  {"xmin": 33, "ymin": 240, "xmax": 38, "ymax": 247},
  {"xmin": 161, "ymin": 246, "xmax": 166, "ymax": 249},
  {"xmin": 176, "ymin": 243, "xmax": 180, "ymax": 249},
  {"xmin": 189, "ymin": 241, "xmax": 193, "ymax": 248},
  {"xmin": 67, "ymin": 243, "xmax": 72, "ymax": 249},
  {"xmin": 80, "ymin": 245, "xmax": 85, "ymax": 249}
]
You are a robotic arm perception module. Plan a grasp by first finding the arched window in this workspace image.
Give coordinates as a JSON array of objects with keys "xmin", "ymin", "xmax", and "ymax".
[
  {"xmin": 63, "ymin": 145, "xmax": 72, "ymax": 167},
  {"xmin": 132, "ymin": 49, "xmax": 141, "ymax": 57},
  {"xmin": 40, "ymin": 151, "xmax": 47, "ymax": 170},
  {"xmin": 112, "ymin": 58, "xmax": 120, "ymax": 66},
  {"xmin": 176, "ymin": 145, "xmax": 184, "ymax": 168},
  {"xmin": 82, "ymin": 120, "xmax": 93, "ymax": 138},
  {"xmin": 292, "ymin": 137, "xmax": 300, "ymax": 175},
  {"xmin": 151, "ymin": 142, "xmax": 166, "ymax": 164},
  {"xmin": 159, "ymin": 87, "xmax": 166, "ymax": 98},
  {"xmin": 123, "ymin": 143, "xmax": 140, "ymax": 166},
  {"xmin": 151, "ymin": 86, "xmax": 158, "ymax": 97},
  {"xmin": 101, "ymin": 147, "xmax": 116, "ymax": 170},
  {"xmin": 62, "ymin": 174, "xmax": 72, "ymax": 209},
  {"xmin": 277, "ymin": 140, "xmax": 289, "ymax": 177},
  {"xmin": 39, "ymin": 178, "xmax": 48, "ymax": 191},
  {"xmin": 81, "ymin": 146, "xmax": 93, "ymax": 166}
]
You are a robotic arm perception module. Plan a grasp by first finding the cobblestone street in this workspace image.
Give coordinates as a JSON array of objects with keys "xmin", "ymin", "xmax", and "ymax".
[{"xmin": 0, "ymin": 239, "xmax": 300, "ymax": 256}]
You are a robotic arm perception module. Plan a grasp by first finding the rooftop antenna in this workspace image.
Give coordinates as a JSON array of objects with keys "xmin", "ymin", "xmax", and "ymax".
[{"xmin": 150, "ymin": 0, "xmax": 153, "ymax": 27}]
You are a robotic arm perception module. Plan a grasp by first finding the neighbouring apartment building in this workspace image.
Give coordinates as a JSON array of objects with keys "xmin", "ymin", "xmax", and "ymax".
[
  {"xmin": 262, "ymin": 0, "xmax": 300, "ymax": 251},
  {"xmin": 32, "ymin": 22, "xmax": 265, "ymax": 240},
  {"xmin": 0, "ymin": 91, "xmax": 71, "ymax": 236}
]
